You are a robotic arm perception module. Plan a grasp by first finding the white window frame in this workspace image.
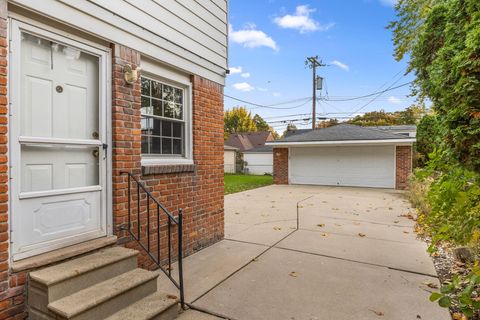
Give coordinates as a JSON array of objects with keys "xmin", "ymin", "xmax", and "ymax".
[{"xmin": 140, "ymin": 61, "xmax": 193, "ymax": 166}]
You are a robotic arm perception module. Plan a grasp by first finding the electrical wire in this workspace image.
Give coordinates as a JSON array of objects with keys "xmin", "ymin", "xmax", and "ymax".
[
  {"xmin": 224, "ymin": 94, "xmax": 311, "ymax": 109},
  {"xmin": 320, "ymin": 82, "xmax": 411, "ymax": 102}
]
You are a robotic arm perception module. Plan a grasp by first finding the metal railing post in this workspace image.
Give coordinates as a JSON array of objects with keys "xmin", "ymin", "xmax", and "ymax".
[{"xmin": 177, "ymin": 209, "xmax": 185, "ymax": 309}]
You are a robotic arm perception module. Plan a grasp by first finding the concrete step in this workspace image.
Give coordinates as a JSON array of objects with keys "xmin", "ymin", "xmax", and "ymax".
[
  {"xmin": 177, "ymin": 310, "xmax": 225, "ymax": 319},
  {"xmin": 29, "ymin": 246, "xmax": 138, "ymax": 310},
  {"xmin": 48, "ymin": 268, "xmax": 159, "ymax": 320},
  {"xmin": 105, "ymin": 291, "xmax": 179, "ymax": 320}
]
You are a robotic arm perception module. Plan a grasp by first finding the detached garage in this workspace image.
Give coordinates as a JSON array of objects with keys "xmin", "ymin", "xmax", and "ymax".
[{"xmin": 267, "ymin": 124, "xmax": 415, "ymax": 189}]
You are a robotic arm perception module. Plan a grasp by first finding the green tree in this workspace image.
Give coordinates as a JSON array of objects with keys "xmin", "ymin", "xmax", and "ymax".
[
  {"xmin": 253, "ymin": 114, "xmax": 270, "ymax": 131},
  {"xmin": 415, "ymin": 114, "xmax": 442, "ymax": 166},
  {"xmin": 224, "ymin": 106, "xmax": 256, "ymax": 135},
  {"xmin": 390, "ymin": 0, "xmax": 480, "ymax": 171},
  {"xmin": 347, "ymin": 105, "xmax": 424, "ymax": 127},
  {"xmin": 224, "ymin": 106, "xmax": 278, "ymax": 139}
]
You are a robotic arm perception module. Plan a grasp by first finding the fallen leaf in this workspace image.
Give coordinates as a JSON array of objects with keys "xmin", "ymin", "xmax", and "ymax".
[
  {"xmin": 393, "ymin": 220, "xmax": 400, "ymax": 223},
  {"xmin": 167, "ymin": 294, "xmax": 178, "ymax": 300},
  {"xmin": 358, "ymin": 233, "xmax": 366, "ymax": 237},
  {"xmin": 316, "ymin": 224, "xmax": 325, "ymax": 228},
  {"xmin": 320, "ymin": 233, "xmax": 328, "ymax": 237},
  {"xmin": 422, "ymin": 281, "xmax": 438, "ymax": 289},
  {"xmin": 235, "ymin": 212, "xmax": 240, "ymax": 215},
  {"xmin": 403, "ymin": 231, "xmax": 410, "ymax": 234},
  {"xmin": 273, "ymin": 226, "xmax": 282, "ymax": 231},
  {"xmin": 368, "ymin": 309, "xmax": 384, "ymax": 316},
  {"xmin": 388, "ymin": 207, "xmax": 393, "ymax": 210},
  {"xmin": 452, "ymin": 313, "xmax": 467, "ymax": 320},
  {"xmin": 416, "ymin": 315, "xmax": 422, "ymax": 319},
  {"xmin": 289, "ymin": 271, "xmax": 298, "ymax": 277}
]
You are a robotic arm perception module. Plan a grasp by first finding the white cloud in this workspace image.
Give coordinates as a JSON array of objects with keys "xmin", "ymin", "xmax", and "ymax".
[
  {"xmin": 331, "ymin": 60, "xmax": 350, "ymax": 71},
  {"xmin": 233, "ymin": 82, "xmax": 255, "ymax": 92},
  {"xmin": 379, "ymin": 0, "xmax": 397, "ymax": 6},
  {"xmin": 241, "ymin": 72, "xmax": 251, "ymax": 78},
  {"xmin": 388, "ymin": 96, "xmax": 402, "ymax": 104},
  {"xmin": 229, "ymin": 66, "xmax": 242, "ymax": 74},
  {"xmin": 272, "ymin": 92, "xmax": 282, "ymax": 97},
  {"xmin": 229, "ymin": 24, "xmax": 278, "ymax": 51},
  {"xmin": 273, "ymin": 5, "xmax": 334, "ymax": 34}
]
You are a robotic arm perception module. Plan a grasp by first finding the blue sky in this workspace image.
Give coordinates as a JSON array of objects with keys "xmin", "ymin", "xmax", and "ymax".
[{"xmin": 225, "ymin": 0, "xmax": 415, "ymax": 132}]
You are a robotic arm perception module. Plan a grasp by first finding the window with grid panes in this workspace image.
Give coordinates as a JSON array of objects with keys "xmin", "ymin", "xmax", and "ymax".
[{"xmin": 141, "ymin": 77, "xmax": 185, "ymax": 156}]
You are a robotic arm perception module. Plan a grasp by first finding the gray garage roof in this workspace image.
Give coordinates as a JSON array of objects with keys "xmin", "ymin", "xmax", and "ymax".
[
  {"xmin": 243, "ymin": 145, "xmax": 273, "ymax": 153},
  {"xmin": 269, "ymin": 124, "xmax": 414, "ymax": 145}
]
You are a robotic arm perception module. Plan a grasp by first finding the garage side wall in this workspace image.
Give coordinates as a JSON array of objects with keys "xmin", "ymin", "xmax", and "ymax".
[
  {"xmin": 273, "ymin": 148, "xmax": 288, "ymax": 184},
  {"xmin": 395, "ymin": 145, "xmax": 412, "ymax": 190}
]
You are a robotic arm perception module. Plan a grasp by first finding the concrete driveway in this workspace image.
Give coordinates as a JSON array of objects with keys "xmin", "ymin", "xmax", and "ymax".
[{"xmin": 159, "ymin": 185, "xmax": 449, "ymax": 320}]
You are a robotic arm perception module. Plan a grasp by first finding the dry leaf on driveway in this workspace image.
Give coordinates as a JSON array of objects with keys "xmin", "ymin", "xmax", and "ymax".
[
  {"xmin": 358, "ymin": 233, "xmax": 366, "ymax": 237},
  {"xmin": 316, "ymin": 223, "xmax": 325, "ymax": 227},
  {"xmin": 422, "ymin": 281, "xmax": 438, "ymax": 289},
  {"xmin": 289, "ymin": 271, "xmax": 298, "ymax": 277},
  {"xmin": 368, "ymin": 309, "xmax": 384, "ymax": 316},
  {"xmin": 273, "ymin": 226, "xmax": 282, "ymax": 231}
]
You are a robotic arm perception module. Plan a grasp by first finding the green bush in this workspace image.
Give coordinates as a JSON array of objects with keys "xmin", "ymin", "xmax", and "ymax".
[{"xmin": 411, "ymin": 153, "xmax": 480, "ymax": 246}]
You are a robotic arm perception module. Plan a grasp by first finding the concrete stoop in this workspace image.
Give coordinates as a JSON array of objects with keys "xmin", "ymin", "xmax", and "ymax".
[{"xmin": 27, "ymin": 246, "xmax": 181, "ymax": 320}]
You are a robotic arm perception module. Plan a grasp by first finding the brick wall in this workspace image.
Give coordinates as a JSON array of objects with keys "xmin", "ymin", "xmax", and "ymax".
[
  {"xmin": 0, "ymin": 2, "xmax": 28, "ymax": 318},
  {"xmin": 273, "ymin": 148, "xmax": 289, "ymax": 185},
  {"xmin": 111, "ymin": 45, "xmax": 224, "ymax": 268},
  {"xmin": 395, "ymin": 145, "xmax": 412, "ymax": 190}
]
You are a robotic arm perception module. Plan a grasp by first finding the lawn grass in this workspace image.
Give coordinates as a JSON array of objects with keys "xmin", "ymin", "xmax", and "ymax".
[{"xmin": 224, "ymin": 174, "xmax": 273, "ymax": 195}]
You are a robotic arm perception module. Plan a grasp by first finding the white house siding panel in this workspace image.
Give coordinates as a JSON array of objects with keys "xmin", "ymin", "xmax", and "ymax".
[
  {"xmin": 10, "ymin": 0, "xmax": 228, "ymax": 84},
  {"xmin": 224, "ymin": 150, "xmax": 235, "ymax": 174},
  {"xmin": 290, "ymin": 146, "xmax": 395, "ymax": 188},
  {"xmin": 244, "ymin": 153, "xmax": 273, "ymax": 175}
]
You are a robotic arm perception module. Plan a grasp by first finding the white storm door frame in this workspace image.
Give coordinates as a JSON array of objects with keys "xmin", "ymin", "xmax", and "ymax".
[{"xmin": 9, "ymin": 20, "xmax": 112, "ymax": 260}]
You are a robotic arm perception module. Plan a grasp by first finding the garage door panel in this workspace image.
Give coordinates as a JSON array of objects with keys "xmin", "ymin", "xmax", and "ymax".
[{"xmin": 290, "ymin": 146, "xmax": 395, "ymax": 188}]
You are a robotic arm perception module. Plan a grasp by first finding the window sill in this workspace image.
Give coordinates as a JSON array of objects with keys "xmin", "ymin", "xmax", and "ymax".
[{"xmin": 142, "ymin": 163, "xmax": 195, "ymax": 175}]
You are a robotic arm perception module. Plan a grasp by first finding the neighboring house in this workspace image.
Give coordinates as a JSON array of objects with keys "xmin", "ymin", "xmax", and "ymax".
[
  {"xmin": 0, "ymin": 0, "xmax": 227, "ymax": 318},
  {"xmin": 224, "ymin": 132, "xmax": 275, "ymax": 174},
  {"xmin": 224, "ymin": 145, "xmax": 238, "ymax": 173},
  {"xmin": 243, "ymin": 145, "xmax": 273, "ymax": 175},
  {"xmin": 224, "ymin": 131, "xmax": 274, "ymax": 152},
  {"xmin": 267, "ymin": 124, "xmax": 415, "ymax": 189}
]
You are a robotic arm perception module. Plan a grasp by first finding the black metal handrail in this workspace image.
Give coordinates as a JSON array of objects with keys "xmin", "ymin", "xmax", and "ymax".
[{"xmin": 121, "ymin": 172, "xmax": 185, "ymax": 308}]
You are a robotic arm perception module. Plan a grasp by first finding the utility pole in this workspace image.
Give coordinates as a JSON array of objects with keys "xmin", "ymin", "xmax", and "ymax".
[{"xmin": 305, "ymin": 56, "xmax": 326, "ymax": 129}]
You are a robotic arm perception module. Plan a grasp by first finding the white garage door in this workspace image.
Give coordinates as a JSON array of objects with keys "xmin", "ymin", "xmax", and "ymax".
[{"xmin": 290, "ymin": 145, "xmax": 395, "ymax": 188}]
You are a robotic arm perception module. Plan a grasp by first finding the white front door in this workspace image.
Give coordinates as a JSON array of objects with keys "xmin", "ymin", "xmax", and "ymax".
[
  {"xmin": 289, "ymin": 145, "xmax": 395, "ymax": 188},
  {"xmin": 10, "ymin": 22, "xmax": 109, "ymax": 260}
]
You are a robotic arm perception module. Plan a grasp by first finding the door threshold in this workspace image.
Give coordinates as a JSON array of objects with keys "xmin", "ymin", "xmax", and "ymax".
[{"xmin": 12, "ymin": 236, "xmax": 117, "ymax": 272}]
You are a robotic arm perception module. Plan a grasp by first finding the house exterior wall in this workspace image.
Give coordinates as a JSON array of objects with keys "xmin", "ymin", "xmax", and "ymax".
[
  {"xmin": 0, "ymin": 9, "xmax": 225, "ymax": 318},
  {"xmin": 244, "ymin": 152, "xmax": 273, "ymax": 175},
  {"xmin": 112, "ymin": 45, "xmax": 224, "ymax": 268},
  {"xmin": 224, "ymin": 150, "xmax": 236, "ymax": 173},
  {"xmin": 395, "ymin": 145, "xmax": 412, "ymax": 190},
  {"xmin": 9, "ymin": 0, "xmax": 228, "ymax": 84},
  {"xmin": 273, "ymin": 148, "xmax": 289, "ymax": 184}
]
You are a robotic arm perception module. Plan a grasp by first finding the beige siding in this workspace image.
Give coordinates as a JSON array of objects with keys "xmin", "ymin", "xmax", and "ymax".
[
  {"xmin": 9, "ymin": 0, "xmax": 228, "ymax": 84},
  {"xmin": 224, "ymin": 150, "xmax": 236, "ymax": 173}
]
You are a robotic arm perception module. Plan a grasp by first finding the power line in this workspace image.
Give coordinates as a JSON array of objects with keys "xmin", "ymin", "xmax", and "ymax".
[
  {"xmin": 224, "ymin": 94, "xmax": 311, "ymax": 109},
  {"xmin": 347, "ymin": 76, "xmax": 408, "ymax": 116},
  {"xmin": 321, "ymin": 82, "xmax": 411, "ymax": 102}
]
